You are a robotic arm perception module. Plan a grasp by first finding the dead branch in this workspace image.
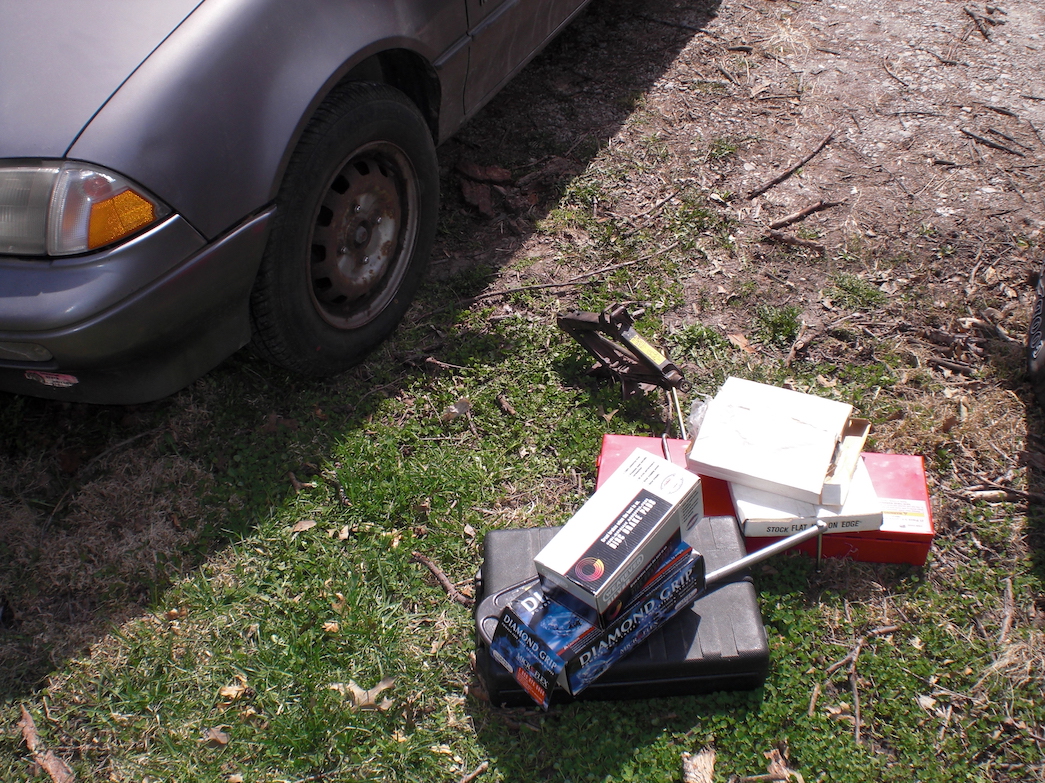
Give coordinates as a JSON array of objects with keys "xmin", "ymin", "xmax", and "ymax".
[
  {"xmin": 809, "ymin": 626, "xmax": 899, "ymax": 735},
  {"xmin": 18, "ymin": 707, "xmax": 75, "ymax": 783},
  {"xmin": 768, "ymin": 200, "xmax": 843, "ymax": 230},
  {"xmin": 850, "ymin": 671, "xmax": 863, "ymax": 745},
  {"xmin": 785, "ymin": 324, "xmax": 811, "ymax": 367},
  {"xmin": 927, "ymin": 356, "xmax": 977, "ymax": 376},
  {"xmin": 457, "ymin": 761, "xmax": 490, "ymax": 783},
  {"xmin": 764, "ymin": 230, "xmax": 825, "ymax": 253},
  {"xmin": 411, "ymin": 551, "xmax": 474, "ymax": 607},
  {"xmin": 964, "ymin": 7, "xmax": 991, "ymax": 40},
  {"xmin": 747, "ymin": 132, "xmax": 834, "ymax": 200},
  {"xmin": 961, "ymin": 128, "xmax": 1026, "ymax": 157}
]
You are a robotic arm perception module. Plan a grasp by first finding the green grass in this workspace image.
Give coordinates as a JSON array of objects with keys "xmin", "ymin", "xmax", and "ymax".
[{"xmin": 1, "ymin": 280, "xmax": 1039, "ymax": 781}]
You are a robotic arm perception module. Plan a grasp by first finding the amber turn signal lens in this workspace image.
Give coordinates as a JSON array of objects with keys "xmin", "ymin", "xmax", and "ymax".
[{"xmin": 87, "ymin": 189, "xmax": 156, "ymax": 250}]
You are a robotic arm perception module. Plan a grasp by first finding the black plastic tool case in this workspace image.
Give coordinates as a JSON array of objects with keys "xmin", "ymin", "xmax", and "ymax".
[{"xmin": 474, "ymin": 515, "xmax": 770, "ymax": 707}]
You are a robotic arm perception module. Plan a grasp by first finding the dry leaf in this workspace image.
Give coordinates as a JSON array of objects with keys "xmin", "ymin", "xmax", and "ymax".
[
  {"xmin": 728, "ymin": 333, "xmax": 757, "ymax": 353},
  {"xmin": 917, "ymin": 695, "xmax": 937, "ymax": 712},
  {"xmin": 322, "ymin": 621, "xmax": 340, "ymax": 633},
  {"xmin": 290, "ymin": 519, "xmax": 317, "ymax": 534},
  {"xmin": 165, "ymin": 607, "xmax": 187, "ymax": 621},
  {"xmin": 940, "ymin": 415, "xmax": 959, "ymax": 433},
  {"xmin": 456, "ymin": 160, "xmax": 513, "ymax": 184},
  {"xmin": 227, "ymin": 775, "xmax": 244, "ymax": 783},
  {"xmin": 331, "ymin": 593, "xmax": 347, "ymax": 614},
  {"xmin": 463, "ymin": 523, "xmax": 476, "ymax": 542},
  {"xmin": 816, "ymin": 374, "xmax": 838, "ymax": 388},
  {"xmin": 218, "ymin": 675, "xmax": 248, "ymax": 704},
  {"xmin": 330, "ymin": 677, "xmax": 396, "ymax": 710},
  {"xmin": 461, "ymin": 179, "xmax": 494, "ymax": 216},
  {"xmin": 765, "ymin": 747, "xmax": 803, "ymax": 782},
  {"xmin": 337, "ymin": 525, "xmax": 351, "ymax": 540},
  {"xmin": 202, "ymin": 727, "xmax": 230, "ymax": 748},
  {"xmin": 440, "ymin": 397, "xmax": 472, "ymax": 423}
]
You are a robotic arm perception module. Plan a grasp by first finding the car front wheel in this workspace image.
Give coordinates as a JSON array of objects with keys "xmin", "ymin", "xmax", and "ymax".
[
  {"xmin": 1029, "ymin": 262, "xmax": 1045, "ymax": 405},
  {"xmin": 250, "ymin": 82, "xmax": 439, "ymax": 376}
]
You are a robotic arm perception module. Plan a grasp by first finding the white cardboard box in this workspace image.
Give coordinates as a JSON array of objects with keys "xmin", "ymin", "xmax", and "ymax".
[
  {"xmin": 686, "ymin": 377, "xmax": 855, "ymax": 504},
  {"xmin": 533, "ymin": 448, "xmax": 703, "ymax": 613},
  {"xmin": 731, "ymin": 457, "xmax": 884, "ymax": 537}
]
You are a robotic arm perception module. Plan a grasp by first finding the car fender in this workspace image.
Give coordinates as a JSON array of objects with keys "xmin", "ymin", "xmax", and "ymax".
[{"xmin": 68, "ymin": 0, "xmax": 468, "ymax": 240}]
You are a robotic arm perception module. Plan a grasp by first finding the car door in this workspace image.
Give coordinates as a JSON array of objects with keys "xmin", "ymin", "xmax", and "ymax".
[{"xmin": 464, "ymin": 0, "xmax": 587, "ymax": 112}]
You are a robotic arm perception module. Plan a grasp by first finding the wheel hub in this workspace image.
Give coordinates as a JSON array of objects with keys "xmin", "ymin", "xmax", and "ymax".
[{"xmin": 308, "ymin": 144, "xmax": 416, "ymax": 329}]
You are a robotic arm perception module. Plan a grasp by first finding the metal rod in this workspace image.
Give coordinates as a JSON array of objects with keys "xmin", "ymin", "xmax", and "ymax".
[
  {"xmin": 670, "ymin": 387, "xmax": 687, "ymax": 439},
  {"xmin": 706, "ymin": 519, "xmax": 828, "ymax": 586}
]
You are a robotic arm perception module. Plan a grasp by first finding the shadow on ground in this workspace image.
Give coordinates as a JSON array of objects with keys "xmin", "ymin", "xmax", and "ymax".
[{"xmin": 0, "ymin": 0, "xmax": 721, "ymax": 701}]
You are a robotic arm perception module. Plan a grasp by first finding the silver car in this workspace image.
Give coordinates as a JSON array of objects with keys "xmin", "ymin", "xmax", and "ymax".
[{"xmin": 0, "ymin": 0, "xmax": 592, "ymax": 403}]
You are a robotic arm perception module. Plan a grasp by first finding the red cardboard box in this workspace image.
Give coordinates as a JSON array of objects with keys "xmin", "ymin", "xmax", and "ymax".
[{"xmin": 596, "ymin": 436, "xmax": 934, "ymax": 566}]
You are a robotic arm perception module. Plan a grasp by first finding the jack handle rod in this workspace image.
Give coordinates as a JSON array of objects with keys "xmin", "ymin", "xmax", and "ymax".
[{"xmin": 705, "ymin": 519, "xmax": 829, "ymax": 586}]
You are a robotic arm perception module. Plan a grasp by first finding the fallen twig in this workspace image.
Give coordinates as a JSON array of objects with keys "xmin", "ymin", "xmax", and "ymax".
[
  {"xmin": 964, "ymin": 7, "xmax": 991, "ymax": 40},
  {"xmin": 747, "ymin": 132, "xmax": 835, "ymax": 199},
  {"xmin": 458, "ymin": 761, "xmax": 490, "ymax": 783},
  {"xmin": 768, "ymin": 200, "xmax": 842, "ymax": 230},
  {"xmin": 927, "ymin": 356, "xmax": 977, "ymax": 376},
  {"xmin": 785, "ymin": 324, "xmax": 811, "ymax": 367},
  {"xmin": 882, "ymin": 58, "xmax": 908, "ymax": 87},
  {"xmin": 809, "ymin": 625, "xmax": 899, "ymax": 739},
  {"xmin": 716, "ymin": 63, "xmax": 739, "ymax": 85},
  {"xmin": 764, "ymin": 230, "xmax": 825, "ymax": 253},
  {"xmin": 999, "ymin": 578, "xmax": 1014, "ymax": 646},
  {"xmin": 18, "ymin": 706, "xmax": 75, "ymax": 783},
  {"xmin": 961, "ymin": 128, "xmax": 1026, "ymax": 157},
  {"xmin": 412, "ymin": 551, "xmax": 474, "ymax": 607},
  {"xmin": 449, "ymin": 241, "xmax": 681, "ymax": 311}
]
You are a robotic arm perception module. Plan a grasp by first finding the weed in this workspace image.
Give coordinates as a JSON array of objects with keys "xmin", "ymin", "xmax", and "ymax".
[
  {"xmin": 707, "ymin": 137, "xmax": 739, "ymax": 160},
  {"xmin": 828, "ymin": 273, "xmax": 887, "ymax": 310},
  {"xmin": 754, "ymin": 303, "xmax": 803, "ymax": 347}
]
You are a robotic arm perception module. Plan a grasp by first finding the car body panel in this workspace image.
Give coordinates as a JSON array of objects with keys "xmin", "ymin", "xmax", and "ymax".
[
  {"xmin": 464, "ymin": 0, "xmax": 587, "ymax": 110},
  {"xmin": 0, "ymin": 1, "xmax": 204, "ymax": 158},
  {"xmin": 0, "ymin": 209, "xmax": 273, "ymax": 403},
  {"xmin": 69, "ymin": 0, "xmax": 468, "ymax": 239},
  {"xmin": 0, "ymin": 216, "xmax": 205, "ymax": 332}
]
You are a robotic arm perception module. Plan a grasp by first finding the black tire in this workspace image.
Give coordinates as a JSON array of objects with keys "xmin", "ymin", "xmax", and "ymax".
[
  {"xmin": 250, "ymin": 82, "xmax": 439, "ymax": 375},
  {"xmin": 1029, "ymin": 262, "xmax": 1045, "ymax": 405}
]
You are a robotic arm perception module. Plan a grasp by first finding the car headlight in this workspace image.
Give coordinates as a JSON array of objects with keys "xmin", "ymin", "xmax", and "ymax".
[{"xmin": 0, "ymin": 161, "xmax": 171, "ymax": 257}]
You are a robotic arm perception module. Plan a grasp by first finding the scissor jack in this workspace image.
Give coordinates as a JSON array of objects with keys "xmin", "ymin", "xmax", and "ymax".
[{"xmin": 557, "ymin": 304, "xmax": 690, "ymax": 437}]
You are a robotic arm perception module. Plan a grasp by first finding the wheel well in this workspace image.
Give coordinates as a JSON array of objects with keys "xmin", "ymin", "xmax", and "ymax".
[{"xmin": 343, "ymin": 50, "xmax": 440, "ymax": 141}]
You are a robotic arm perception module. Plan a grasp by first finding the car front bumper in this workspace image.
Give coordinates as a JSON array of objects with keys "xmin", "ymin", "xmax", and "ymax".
[{"xmin": 0, "ymin": 208, "xmax": 274, "ymax": 404}]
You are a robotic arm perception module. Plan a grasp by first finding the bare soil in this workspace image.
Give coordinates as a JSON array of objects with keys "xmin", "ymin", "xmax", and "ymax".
[{"xmin": 1, "ymin": 0, "xmax": 1043, "ymax": 763}]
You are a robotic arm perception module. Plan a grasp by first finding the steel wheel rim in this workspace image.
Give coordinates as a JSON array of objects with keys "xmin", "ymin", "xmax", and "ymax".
[{"xmin": 307, "ymin": 141, "xmax": 419, "ymax": 329}]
